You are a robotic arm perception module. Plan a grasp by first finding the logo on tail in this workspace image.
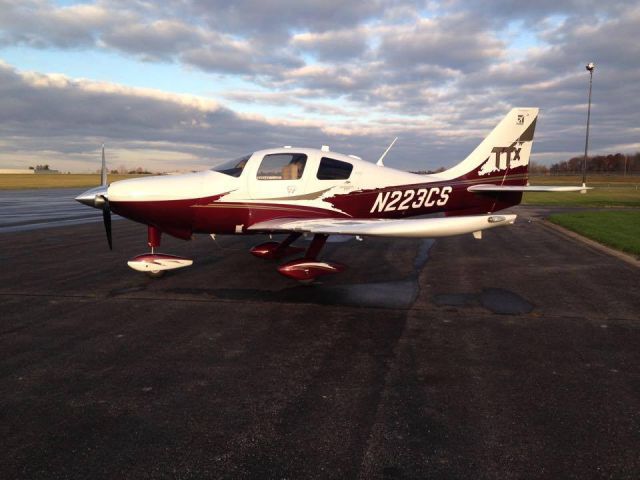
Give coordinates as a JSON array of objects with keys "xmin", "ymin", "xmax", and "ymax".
[{"xmin": 478, "ymin": 142, "xmax": 528, "ymax": 176}]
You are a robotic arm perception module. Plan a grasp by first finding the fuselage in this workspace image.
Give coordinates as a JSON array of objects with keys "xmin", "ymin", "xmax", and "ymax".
[{"xmin": 107, "ymin": 147, "xmax": 523, "ymax": 240}]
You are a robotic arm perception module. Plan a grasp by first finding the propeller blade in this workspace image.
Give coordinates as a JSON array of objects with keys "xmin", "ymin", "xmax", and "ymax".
[
  {"xmin": 102, "ymin": 197, "xmax": 112, "ymax": 250},
  {"xmin": 100, "ymin": 144, "xmax": 107, "ymax": 187}
]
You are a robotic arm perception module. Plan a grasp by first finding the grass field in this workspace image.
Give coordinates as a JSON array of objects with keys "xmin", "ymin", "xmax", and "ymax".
[
  {"xmin": 524, "ymin": 175, "xmax": 640, "ymax": 207},
  {"xmin": 548, "ymin": 211, "xmax": 640, "ymax": 257},
  {"xmin": 0, "ymin": 174, "xmax": 151, "ymax": 189}
]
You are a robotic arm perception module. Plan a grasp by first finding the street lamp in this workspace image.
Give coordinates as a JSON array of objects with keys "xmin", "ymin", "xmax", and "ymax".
[{"xmin": 582, "ymin": 62, "xmax": 595, "ymax": 190}]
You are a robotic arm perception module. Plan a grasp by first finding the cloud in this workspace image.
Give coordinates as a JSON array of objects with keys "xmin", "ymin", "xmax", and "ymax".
[
  {"xmin": 179, "ymin": 0, "xmax": 383, "ymax": 36},
  {"xmin": 0, "ymin": 1, "xmax": 639, "ymax": 172},
  {"xmin": 378, "ymin": 15, "xmax": 505, "ymax": 72},
  {"xmin": 291, "ymin": 29, "xmax": 369, "ymax": 61},
  {"xmin": 0, "ymin": 0, "xmax": 113, "ymax": 48},
  {"xmin": 0, "ymin": 62, "xmax": 406, "ymax": 171},
  {"xmin": 100, "ymin": 20, "xmax": 201, "ymax": 61}
]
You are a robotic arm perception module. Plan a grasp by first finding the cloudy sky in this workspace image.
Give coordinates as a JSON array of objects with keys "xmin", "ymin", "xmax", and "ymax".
[{"xmin": 0, "ymin": 0, "xmax": 638, "ymax": 172}]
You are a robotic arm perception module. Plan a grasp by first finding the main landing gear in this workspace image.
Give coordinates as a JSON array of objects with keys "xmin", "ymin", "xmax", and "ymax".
[
  {"xmin": 127, "ymin": 226, "xmax": 193, "ymax": 277},
  {"xmin": 251, "ymin": 233, "xmax": 345, "ymax": 282}
]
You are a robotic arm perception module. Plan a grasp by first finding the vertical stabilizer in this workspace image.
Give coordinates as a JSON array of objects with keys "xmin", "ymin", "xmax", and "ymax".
[{"xmin": 437, "ymin": 108, "xmax": 538, "ymax": 184}]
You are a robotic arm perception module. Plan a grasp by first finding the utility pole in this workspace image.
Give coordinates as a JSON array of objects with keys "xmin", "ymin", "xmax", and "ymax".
[{"xmin": 582, "ymin": 62, "xmax": 595, "ymax": 191}]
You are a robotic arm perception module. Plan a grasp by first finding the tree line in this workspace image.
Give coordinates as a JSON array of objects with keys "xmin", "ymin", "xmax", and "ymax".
[
  {"xmin": 96, "ymin": 166, "xmax": 154, "ymax": 174},
  {"xmin": 533, "ymin": 152, "xmax": 640, "ymax": 175}
]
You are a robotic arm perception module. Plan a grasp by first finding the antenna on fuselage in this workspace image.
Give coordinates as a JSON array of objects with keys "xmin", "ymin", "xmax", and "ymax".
[{"xmin": 376, "ymin": 137, "xmax": 398, "ymax": 166}]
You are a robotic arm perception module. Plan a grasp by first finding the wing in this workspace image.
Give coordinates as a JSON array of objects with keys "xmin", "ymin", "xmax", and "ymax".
[
  {"xmin": 247, "ymin": 214, "xmax": 517, "ymax": 238},
  {"xmin": 468, "ymin": 184, "xmax": 591, "ymax": 192}
]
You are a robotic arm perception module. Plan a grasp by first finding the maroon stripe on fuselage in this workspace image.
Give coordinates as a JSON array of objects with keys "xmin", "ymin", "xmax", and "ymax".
[
  {"xmin": 191, "ymin": 202, "xmax": 349, "ymax": 233},
  {"xmin": 110, "ymin": 197, "xmax": 200, "ymax": 239},
  {"xmin": 109, "ymin": 197, "xmax": 348, "ymax": 237}
]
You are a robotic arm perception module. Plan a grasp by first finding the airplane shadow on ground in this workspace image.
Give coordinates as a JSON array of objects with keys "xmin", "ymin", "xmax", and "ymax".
[{"xmin": 108, "ymin": 238, "xmax": 533, "ymax": 313}]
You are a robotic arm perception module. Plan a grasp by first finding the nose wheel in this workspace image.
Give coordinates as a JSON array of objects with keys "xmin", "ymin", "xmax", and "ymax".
[
  {"xmin": 144, "ymin": 247, "xmax": 165, "ymax": 278},
  {"xmin": 146, "ymin": 268, "xmax": 165, "ymax": 279}
]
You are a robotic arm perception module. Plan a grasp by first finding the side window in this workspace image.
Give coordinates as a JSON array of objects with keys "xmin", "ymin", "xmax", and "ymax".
[
  {"xmin": 317, "ymin": 157, "xmax": 353, "ymax": 180},
  {"xmin": 256, "ymin": 153, "xmax": 307, "ymax": 180}
]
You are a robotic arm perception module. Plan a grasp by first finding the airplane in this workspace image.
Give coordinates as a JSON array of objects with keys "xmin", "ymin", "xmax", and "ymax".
[{"xmin": 76, "ymin": 107, "xmax": 587, "ymax": 282}]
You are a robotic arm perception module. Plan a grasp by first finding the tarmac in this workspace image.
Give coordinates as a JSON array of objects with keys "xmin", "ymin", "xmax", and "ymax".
[{"xmin": 1, "ymin": 205, "xmax": 639, "ymax": 479}]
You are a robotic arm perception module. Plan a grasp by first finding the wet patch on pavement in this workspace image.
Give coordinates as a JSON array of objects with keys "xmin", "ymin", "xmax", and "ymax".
[{"xmin": 433, "ymin": 287, "xmax": 534, "ymax": 315}]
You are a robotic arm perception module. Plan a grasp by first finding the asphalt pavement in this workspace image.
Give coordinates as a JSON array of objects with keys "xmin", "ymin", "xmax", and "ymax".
[{"xmin": 1, "ymin": 205, "xmax": 639, "ymax": 479}]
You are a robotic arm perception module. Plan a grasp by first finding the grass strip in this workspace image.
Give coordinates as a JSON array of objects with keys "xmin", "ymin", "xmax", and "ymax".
[
  {"xmin": 0, "ymin": 174, "xmax": 150, "ymax": 189},
  {"xmin": 548, "ymin": 211, "xmax": 640, "ymax": 257}
]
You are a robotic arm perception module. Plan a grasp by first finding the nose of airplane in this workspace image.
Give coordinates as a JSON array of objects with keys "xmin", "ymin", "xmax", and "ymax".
[
  {"xmin": 106, "ymin": 170, "xmax": 227, "ymax": 203},
  {"xmin": 75, "ymin": 185, "xmax": 109, "ymax": 209},
  {"xmin": 109, "ymin": 173, "xmax": 210, "ymax": 203}
]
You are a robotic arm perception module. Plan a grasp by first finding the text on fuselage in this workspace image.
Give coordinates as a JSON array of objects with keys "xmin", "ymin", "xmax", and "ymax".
[{"xmin": 370, "ymin": 186, "xmax": 452, "ymax": 213}]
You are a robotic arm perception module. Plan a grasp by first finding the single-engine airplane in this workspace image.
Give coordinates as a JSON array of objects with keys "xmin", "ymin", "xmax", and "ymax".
[{"xmin": 76, "ymin": 108, "xmax": 586, "ymax": 281}]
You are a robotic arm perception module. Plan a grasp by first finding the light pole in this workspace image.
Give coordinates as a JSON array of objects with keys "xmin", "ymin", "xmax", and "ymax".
[{"xmin": 582, "ymin": 62, "xmax": 595, "ymax": 189}]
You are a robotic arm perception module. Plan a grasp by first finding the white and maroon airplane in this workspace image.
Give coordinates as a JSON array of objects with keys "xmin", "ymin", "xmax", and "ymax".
[{"xmin": 76, "ymin": 108, "xmax": 584, "ymax": 281}]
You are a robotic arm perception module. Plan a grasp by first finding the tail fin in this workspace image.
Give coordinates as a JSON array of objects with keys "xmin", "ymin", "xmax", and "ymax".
[{"xmin": 439, "ymin": 108, "xmax": 538, "ymax": 185}]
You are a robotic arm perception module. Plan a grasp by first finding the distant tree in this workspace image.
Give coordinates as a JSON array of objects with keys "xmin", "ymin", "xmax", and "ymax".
[
  {"xmin": 127, "ymin": 166, "xmax": 152, "ymax": 174},
  {"xmin": 550, "ymin": 152, "xmax": 640, "ymax": 174},
  {"xmin": 529, "ymin": 161, "xmax": 549, "ymax": 174},
  {"xmin": 632, "ymin": 153, "xmax": 640, "ymax": 173}
]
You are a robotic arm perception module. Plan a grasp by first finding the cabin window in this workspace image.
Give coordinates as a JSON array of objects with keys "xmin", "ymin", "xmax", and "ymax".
[
  {"xmin": 211, "ymin": 154, "xmax": 251, "ymax": 178},
  {"xmin": 256, "ymin": 153, "xmax": 307, "ymax": 180},
  {"xmin": 317, "ymin": 157, "xmax": 353, "ymax": 180}
]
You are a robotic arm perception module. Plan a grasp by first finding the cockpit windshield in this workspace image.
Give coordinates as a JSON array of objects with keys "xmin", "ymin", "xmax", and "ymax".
[{"xmin": 211, "ymin": 154, "xmax": 251, "ymax": 177}]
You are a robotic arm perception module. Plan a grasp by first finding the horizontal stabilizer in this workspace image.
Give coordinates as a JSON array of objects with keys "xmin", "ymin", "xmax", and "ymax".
[
  {"xmin": 248, "ymin": 214, "xmax": 517, "ymax": 238},
  {"xmin": 468, "ymin": 185, "xmax": 592, "ymax": 193}
]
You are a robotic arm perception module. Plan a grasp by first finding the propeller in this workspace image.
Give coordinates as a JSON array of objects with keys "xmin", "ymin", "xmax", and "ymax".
[
  {"xmin": 101, "ymin": 196, "xmax": 112, "ymax": 250},
  {"xmin": 75, "ymin": 145, "xmax": 112, "ymax": 249},
  {"xmin": 98, "ymin": 145, "xmax": 112, "ymax": 250}
]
